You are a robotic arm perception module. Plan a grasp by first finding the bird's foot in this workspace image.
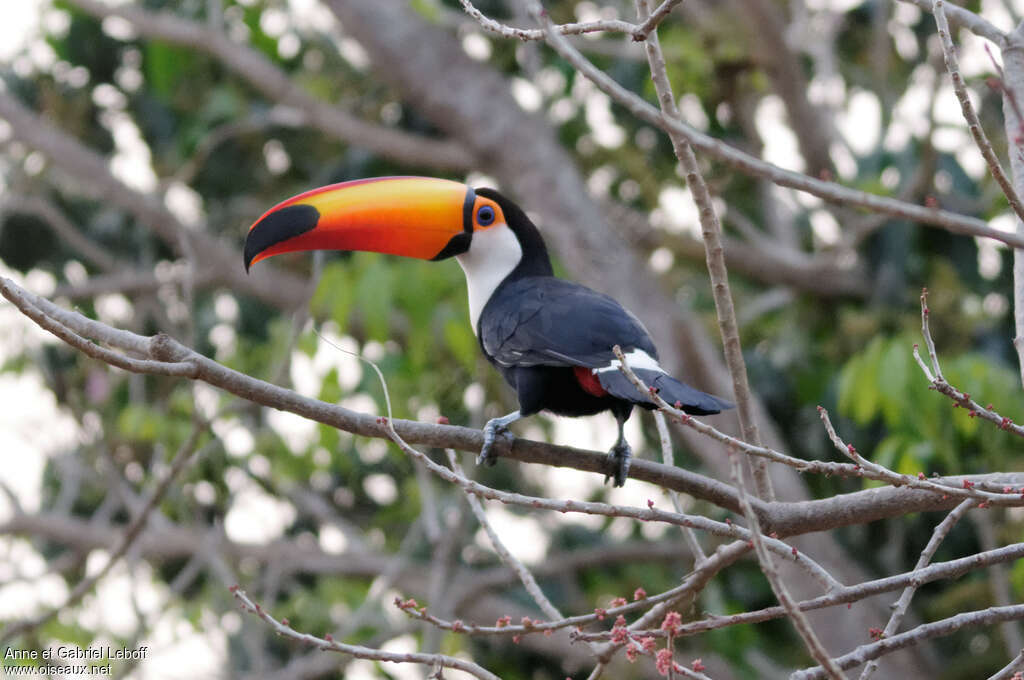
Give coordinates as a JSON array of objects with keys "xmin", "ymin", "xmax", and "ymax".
[
  {"xmin": 478, "ymin": 417, "xmax": 515, "ymax": 467},
  {"xmin": 605, "ymin": 441, "xmax": 632, "ymax": 488}
]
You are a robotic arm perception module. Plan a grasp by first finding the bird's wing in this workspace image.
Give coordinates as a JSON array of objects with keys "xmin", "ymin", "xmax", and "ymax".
[{"xmin": 480, "ymin": 277, "xmax": 657, "ymax": 369}]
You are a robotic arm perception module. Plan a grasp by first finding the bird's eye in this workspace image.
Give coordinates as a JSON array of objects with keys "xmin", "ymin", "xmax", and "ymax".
[{"xmin": 476, "ymin": 205, "xmax": 495, "ymax": 226}]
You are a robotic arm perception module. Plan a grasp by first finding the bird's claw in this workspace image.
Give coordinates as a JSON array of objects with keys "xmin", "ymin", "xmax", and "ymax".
[
  {"xmin": 478, "ymin": 418, "xmax": 514, "ymax": 467},
  {"xmin": 605, "ymin": 441, "xmax": 632, "ymax": 488}
]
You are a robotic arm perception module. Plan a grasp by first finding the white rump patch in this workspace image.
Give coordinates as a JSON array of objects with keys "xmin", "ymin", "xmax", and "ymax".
[
  {"xmin": 595, "ymin": 348, "xmax": 663, "ymax": 373},
  {"xmin": 456, "ymin": 224, "xmax": 523, "ymax": 334}
]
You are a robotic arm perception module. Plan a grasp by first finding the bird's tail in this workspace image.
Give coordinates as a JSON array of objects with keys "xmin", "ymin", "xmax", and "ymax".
[{"xmin": 597, "ymin": 369, "xmax": 733, "ymax": 415}]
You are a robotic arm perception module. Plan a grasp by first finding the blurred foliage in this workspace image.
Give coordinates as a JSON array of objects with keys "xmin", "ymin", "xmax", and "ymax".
[
  {"xmin": 839, "ymin": 334, "xmax": 1024, "ymax": 476},
  {"xmin": 1, "ymin": 0, "xmax": 1023, "ymax": 678}
]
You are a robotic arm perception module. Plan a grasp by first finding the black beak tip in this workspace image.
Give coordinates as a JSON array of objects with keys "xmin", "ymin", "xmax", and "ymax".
[{"xmin": 242, "ymin": 203, "xmax": 321, "ymax": 275}]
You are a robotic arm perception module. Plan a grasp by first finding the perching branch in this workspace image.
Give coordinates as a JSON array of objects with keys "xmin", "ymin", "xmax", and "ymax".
[{"xmin": 8, "ymin": 274, "xmax": 1024, "ymax": 541}]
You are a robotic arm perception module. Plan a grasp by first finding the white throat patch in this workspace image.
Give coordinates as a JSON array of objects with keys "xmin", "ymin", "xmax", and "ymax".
[{"xmin": 455, "ymin": 224, "xmax": 523, "ymax": 334}]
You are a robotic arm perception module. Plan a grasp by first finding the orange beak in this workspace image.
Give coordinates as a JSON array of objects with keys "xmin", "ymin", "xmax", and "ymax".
[{"xmin": 244, "ymin": 176, "xmax": 475, "ymax": 271}]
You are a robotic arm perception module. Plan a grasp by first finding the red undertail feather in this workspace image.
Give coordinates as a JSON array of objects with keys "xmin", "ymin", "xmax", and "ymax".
[{"xmin": 573, "ymin": 366, "xmax": 608, "ymax": 397}]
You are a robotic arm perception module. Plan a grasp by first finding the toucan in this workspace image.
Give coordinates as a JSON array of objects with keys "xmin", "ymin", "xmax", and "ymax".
[{"xmin": 243, "ymin": 176, "xmax": 732, "ymax": 486}]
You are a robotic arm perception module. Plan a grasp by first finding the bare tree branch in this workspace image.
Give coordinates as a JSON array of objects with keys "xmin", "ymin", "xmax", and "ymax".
[
  {"xmin": 626, "ymin": 0, "xmax": 772, "ymax": 499},
  {"xmin": 794, "ymin": 604, "xmax": 1024, "ymax": 679},
  {"xmin": 0, "ymin": 421, "xmax": 212, "ymax": 643},
  {"xmin": 231, "ymin": 588, "xmax": 500, "ymax": 680},
  {"xmin": 576, "ymin": 542, "xmax": 1024, "ymax": 641},
  {"xmin": 457, "ymin": 0, "xmax": 636, "ymax": 40},
  {"xmin": 1, "ymin": 195, "xmax": 120, "ymax": 272},
  {"xmin": 5, "ymin": 275, "xmax": 1024, "ymax": 540},
  {"xmin": 988, "ymin": 649, "xmax": 1024, "ymax": 680},
  {"xmin": 899, "ymin": 0, "xmax": 1008, "ymax": 44},
  {"xmin": 63, "ymin": 0, "xmax": 474, "ymax": 171},
  {"xmin": 858, "ymin": 499, "xmax": 974, "ymax": 679},
  {"xmin": 0, "ymin": 92, "xmax": 311, "ymax": 310},
  {"xmin": 913, "ymin": 290, "xmax": 1024, "ymax": 438},
  {"xmin": 527, "ymin": 13, "xmax": 1024, "ymax": 251},
  {"xmin": 933, "ymin": 0, "xmax": 1024, "ymax": 223}
]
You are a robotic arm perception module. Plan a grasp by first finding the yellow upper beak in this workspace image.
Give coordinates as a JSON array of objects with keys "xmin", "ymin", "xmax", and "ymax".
[{"xmin": 244, "ymin": 176, "xmax": 475, "ymax": 271}]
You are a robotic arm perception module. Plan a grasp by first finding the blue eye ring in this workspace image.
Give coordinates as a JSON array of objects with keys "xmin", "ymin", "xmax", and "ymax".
[{"xmin": 476, "ymin": 205, "xmax": 495, "ymax": 226}]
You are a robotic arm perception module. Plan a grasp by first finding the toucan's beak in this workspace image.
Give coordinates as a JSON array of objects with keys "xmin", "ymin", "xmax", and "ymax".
[{"xmin": 244, "ymin": 176, "xmax": 476, "ymax": 272}]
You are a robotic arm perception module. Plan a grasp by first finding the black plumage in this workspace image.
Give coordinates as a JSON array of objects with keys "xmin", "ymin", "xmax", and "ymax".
[{"xmin": 473, "ymin": 189, "xmax": 732, "ymax": 485}]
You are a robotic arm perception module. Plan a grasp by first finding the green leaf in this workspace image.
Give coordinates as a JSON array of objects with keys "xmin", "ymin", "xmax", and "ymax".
[
  {"xmin": 839, "ymin": 337, "xmax": 883, "ymax": 424},
  {"xmin": 877, "ymin": 339, "xmax": 911, "ymax": 427},
  {"xmin": 145, "ymin": 41, "xmax": 195, "ymax": 99},
  {"xmin": 444, "ymin": 318, "xmax": 477, "ymax": 369},
  {"xmin": 355, "ymin": 256, "xmax": 395, "ymax": 341}
]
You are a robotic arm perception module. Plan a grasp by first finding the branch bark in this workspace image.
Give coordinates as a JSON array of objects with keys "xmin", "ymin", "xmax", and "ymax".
[
  {"xmin": 62, "ymin": 0, "xmax": 473, "ymax": 172},
  {"xmin": 5, "ymin": 276, "xmax": 1024, "ymax": 540},
  {"xmin": 1001, "ymin": 22, "xmax": 1024, "ymax": 386},
  {"xmin": 0, "ymin": 92, "xmax": 311, "ymax": 310}
]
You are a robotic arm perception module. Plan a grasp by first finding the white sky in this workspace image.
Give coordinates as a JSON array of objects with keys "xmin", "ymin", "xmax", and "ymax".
[{"xmin": 0, "ymin": 0, "xmax": 43, "ymax": 61}]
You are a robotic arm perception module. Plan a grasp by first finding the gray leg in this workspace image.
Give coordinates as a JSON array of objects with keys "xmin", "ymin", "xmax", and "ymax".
[
  {"xmin": 606, "ymin": 413, "xmax": 632, "ymax": 487},
  {"xmin": 479, "ymin": 410, "xmax": 521, "ymax": 467}
]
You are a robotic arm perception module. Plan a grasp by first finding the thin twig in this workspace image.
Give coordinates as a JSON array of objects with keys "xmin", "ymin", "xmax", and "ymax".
[
  {"xmin": 1, "ymin": 422, "xmax": 212, "ymax": 643},
  {"xmin": 988, "ymin": 649, "xmax": 1024, "ymax": 680},
  {"xmin": 230, "ymin": 588, "xmax": 500, "ymax": 680},
  {"xmin": 933, "ymin": 0, "xmax": 1024, "ymax": 223},
  {"xmin": 913, "ymin": 289, "xmax": 1024, "ymax": 438},
  {"xmin": 654, "ymin": 411, "xmax": 707, "ymax": 563},
  {"xmin": 459, "ymin": 0, "xmax": 636, "ymax": 40},
  {"xmin": 527, "ymin": 7, "xmax": 1024, "ymax": 251},
  {"xmin": 858, "ymin": 498, "xmax": 974, "ymax": 679},
  {"xmin": 445, "ymin": 450, "xmax": 570, "ymax": 628},
  {"xmin": 727, "ymin": 446, "xmax": 845, "ymax": 679},
  {"xmin": 632, "ymin": 0, "xmax": 687, "ymax": 40},
  {"xmin": 793, "ymin": 604, "xmax": 1024, "ymax": 679},
  {"xmin": 575, "ymin": 542, "xmax": 1024, "ymax": 642},
  {"xmin": 588, "ymin": 540, "xmax": 753, "ymax": 671},
  {"xmin": 899, "ymin": 0, "xmax": 1007, "ymax": 45},
  {"xmin": 630, "ymin": 0, "xmax": 772, "ymax": 500}
]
